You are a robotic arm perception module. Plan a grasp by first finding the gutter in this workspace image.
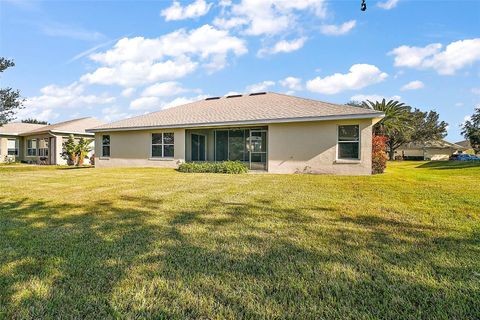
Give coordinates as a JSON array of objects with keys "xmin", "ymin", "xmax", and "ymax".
[{"xmin": 87, "ymin": 112, "xmax": 385, "ymax": 133}]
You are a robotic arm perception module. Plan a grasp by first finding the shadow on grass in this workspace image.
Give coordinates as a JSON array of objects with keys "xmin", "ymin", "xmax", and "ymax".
[
  {"xmin": 417, "ymin": 161, "xmax": 480, "ymax": 170},
  {"xmin": 0, "ymin": 195, "xmax": 479, "ymax": 319},
  {"xmin": 57, "ymin": 166, "xmax": 94, "ymax": 170}
]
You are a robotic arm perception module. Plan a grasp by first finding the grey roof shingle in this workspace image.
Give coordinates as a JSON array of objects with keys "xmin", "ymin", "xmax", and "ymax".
[
  {"xmin": 90, "ymin": 92, "xmax": 383, "ymax": 132},
  {"xmin": 24, "ymin": 117, "xmax": 105, "ymax": 135},
  {"xmin": 0, "ymin": 123, "xmax": 47, "ymax": 135}
]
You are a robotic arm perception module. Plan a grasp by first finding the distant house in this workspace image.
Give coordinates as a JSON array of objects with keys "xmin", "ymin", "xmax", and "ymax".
[
  {"xmin": 455, "ymin": 140, "xmax": 476, "ymax": 154},
  {"xmin": 0, "ymin": 117, "xmax": 104, "ymax": 164},
  {"xmin": 395, "ymin": 139, "xmax": 467, "ymax": 161},
  {"xmin": 88, "ymin": 92, "xmax": 384, "ymax": 175}
]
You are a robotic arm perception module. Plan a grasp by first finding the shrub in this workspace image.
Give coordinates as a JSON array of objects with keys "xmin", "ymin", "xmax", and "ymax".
[
  {"xmin": 372, "ymin": 135, "xmax": 388, "ymax": 174},
  {"xmin": 178, "ymin": 161, "xmax": 248, "ymax": 174}
]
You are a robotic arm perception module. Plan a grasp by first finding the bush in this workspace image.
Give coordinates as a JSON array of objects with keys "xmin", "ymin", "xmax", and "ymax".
[
  {"xmin": 178, "ymin": 161, "xmax": 248, "ymax": 174},
  {"xmin": 372, "ymin": 135, "xmax": 388, "ymax": 174}
]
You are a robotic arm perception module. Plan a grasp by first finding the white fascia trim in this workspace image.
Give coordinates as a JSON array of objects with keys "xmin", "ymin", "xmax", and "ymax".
[
  {"xmin": 87, "ymin": 112, "xmax": 385, "ymax": 133},
  {"xmin": 50, "ymin": 130, "xmax": 94, "ymax": 136}
]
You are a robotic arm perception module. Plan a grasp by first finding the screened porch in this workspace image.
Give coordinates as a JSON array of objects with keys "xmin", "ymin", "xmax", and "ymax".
[{"xmin": 185, "ymin": 127, "xmax": 268, "ymax": 170}]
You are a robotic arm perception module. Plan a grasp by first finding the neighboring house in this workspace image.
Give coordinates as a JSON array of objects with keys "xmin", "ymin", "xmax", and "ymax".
[
  {"xmin": 455, "ymin": 140, "xmax": 476, "ymax": 154},
  {"xmin": 0, "ymin": 117, "xmax": 104, "ymax": 164},
  {"xmin": 88, "ymin": 92, "xmax": 384, "ymax": 175},
  {"xmin": 395, "ymin": 139, "xmax": 467, "ymax": 161}
]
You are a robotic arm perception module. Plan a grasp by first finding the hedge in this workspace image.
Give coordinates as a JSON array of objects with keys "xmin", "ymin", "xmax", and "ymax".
[{"xmin": 178, "ymin": 161, "xmax": 248, "ymax": 174}]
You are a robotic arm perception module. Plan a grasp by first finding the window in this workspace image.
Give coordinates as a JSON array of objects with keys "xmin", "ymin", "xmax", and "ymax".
[
  {"xmin": 102, "ymin": 135, "xmax": 110, "ymax": 157},
  {"xmin": 27, "ymin": 139, "xmax": 37, "ymax": 156},
  {"xmin": 151, "ymin": 133, "xmax": 174, "ymax": 158},
  {"xmin": 7, "ymin": 139, "xmax": 18, "ymax": 156},
  {"xmin": 38, "ymin": 138, "xmax": 49, "ymax": 157},
  {"xmin": 338, "ymin": 125, "xmax": 360, "ymax": 160}
]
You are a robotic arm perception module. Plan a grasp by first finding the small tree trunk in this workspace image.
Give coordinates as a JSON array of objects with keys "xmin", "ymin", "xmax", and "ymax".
[
  {"xmin": 77, "ymin": 155, "xmax": 84, "ymax": 166},
  {"xmin": 389, "ymin": 148, "xmax": 395, "ymax": 160}
]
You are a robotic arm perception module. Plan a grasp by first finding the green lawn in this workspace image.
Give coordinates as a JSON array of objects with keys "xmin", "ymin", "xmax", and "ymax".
[{"xmin": 1, "ymin": 161, "xmax": 479, "ymax": 319}]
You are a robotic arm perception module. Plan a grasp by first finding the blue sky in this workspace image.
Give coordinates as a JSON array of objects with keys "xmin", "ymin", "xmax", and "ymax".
[{"xmin": 1, "ymin": 0, "xmax": 479, "ymax": 142}]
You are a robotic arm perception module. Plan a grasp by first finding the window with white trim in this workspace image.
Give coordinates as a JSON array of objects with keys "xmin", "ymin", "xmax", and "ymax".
[
  {"xmin": 151, "ymin": 133, "xmax": 174, "ymax": 158},
  {"xmin": 38, "ymin": 138, "xmax": 49, "ymax": 157},
  {"xmin": 7, "ymin": 139, "xmax": 18, "ymax": 156},
  {"xmin": 27, "ymin": 139, "xmax": 37, "ymax": 156},
  {"xmin": 338, "ymin": 125, "xmax": 360, "ymax": 160},
  {"xmin": 102, "ymin": 135, "xmax": 110, "ymax": 157}
]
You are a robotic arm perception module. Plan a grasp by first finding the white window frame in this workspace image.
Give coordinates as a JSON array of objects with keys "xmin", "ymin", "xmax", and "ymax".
[
  {"xmin": 337, "ymin": 125, "xmax": 361, "ymax": 161},
  {"xmin": 102, "ymin": 135, "xmax": 110, "ymax": 157},
  {"xmin": 38, "ymin": 138, "xmax": 49, "ymax": 157},
  {"xmin": 7, "ymin": 139, "xmax": 18, "ymax": 156},
  {"xmin": 27, "ymin": 139, "xmax": 37, "ymax": 157},
  {"xmin": 150, "ymin": 133, "xmax": 174, "ymax": 159}
]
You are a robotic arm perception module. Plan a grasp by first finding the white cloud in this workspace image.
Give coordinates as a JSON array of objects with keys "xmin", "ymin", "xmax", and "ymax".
[
  {"xmin": 320, "ymin": 20, "xmax": 356, "ymax": 36},
  {"xmin": 141, "ymin": 81, "xmax": 187, "ymax": 97},
  {"xmin": 377, "ymin": 0, "xmax": 400, "ymax": 10},
  {"xmin": 81, "ymin": 57, "xmax": 198, "ymax": 87},
  {"xmin": 279, "ymin": 77, "xmax": 302, "ymax": 91},
  {"xmin": 455, "ymin": 102, "xmax": 464, "ymax": 107},
  {"xmin": 471, "ymin": 88, "xmax": 480, "ymax": 95},
  {"xmin": 25, "ymin": 82, "xmax": 115, "ymax": 110},
  {"xmin": 129, "ymin": 94, "xmax": 208, "ymax": 111},
  {"xmin": 306, "ymin": 64, "xmax": 388, "ymax": 95},
  {"xmin": 215, "ymin": 0, "xmax": 327, "ymax": 36},
  {"xmin": 389, "ymin": 39, "xmax": 480, "ymax": 75},
  {"xmin": 258, "ymin": 37, "xmax": 306, "ymax": 56},
  {"xmin": 16, "ymin": 107, "xmax": 59, "ymax": 123},
  {"xmin": 161, "ymin": 0, "xmax": 212, "ymax": 21},
  {"xmin": 163, "ymin": 95, "xmax": 209, "ymax": 109},
  {"xmin": 224, "ymin": 91, "xmax": 241, "ymax": 96},
  {"xmin": 350, "ymin": 94, "xmax": 401, "ymax": 103},
  {"xmin": 82, "ymin": 24, "xmax": 247, "ymax": 86},
  {"xmin": 101, "ymin": 106, "xmax": 133, "ymax": 122},
  {"xmin": 401, "ymin": 80, "xmax": 424, "ymax": 91},
  {"xmin": 246, "ymin": 80, "xmax": 275, "ymax": 93},
  {"xmin": 121, "ymin": 87, "xmax": 136, "ymax": 97},
  {"xmin": 129, "ymin": 97, "xmax": 160, "ymax": 110}
]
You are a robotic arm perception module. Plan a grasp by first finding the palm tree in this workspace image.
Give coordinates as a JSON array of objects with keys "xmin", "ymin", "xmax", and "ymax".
[
  {"xmin": 75, "ymin": 138, "xmax": 93, "ymax": 166},
  {"xmin": 362, "ymin": 99, "xmax": 412, "ymax": 160}
]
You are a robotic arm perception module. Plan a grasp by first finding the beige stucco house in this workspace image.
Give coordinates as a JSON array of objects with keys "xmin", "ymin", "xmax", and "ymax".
[
  {"xmin": 395, "ymin": 139, "xmax": 466, "ymax": 161},
  {"xmin": 0, "ymin": 117, "xmax": 104, "ymax": 165},
  {"xmin": 88, "ymin": 92, "xmax": 384, "ymax": 175}
]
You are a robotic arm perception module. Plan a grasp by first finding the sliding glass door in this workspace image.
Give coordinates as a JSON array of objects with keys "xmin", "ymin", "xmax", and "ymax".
[
  {"xmin": 214, "ymin": 128, "xmax": 267, "ymax": 170},
  {"xmin": 191, "ymin": 134, "xmax": 206, "ymax": 161},
  {"xmin": 248, "ymin": 130, "xmax": 267, "ymax": 170}
]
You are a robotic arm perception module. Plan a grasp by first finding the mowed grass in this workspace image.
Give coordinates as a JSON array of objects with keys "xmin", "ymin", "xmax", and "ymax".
[{"xmin": 0, "ymin": 162, "xmax": 479, "ymax": 319}]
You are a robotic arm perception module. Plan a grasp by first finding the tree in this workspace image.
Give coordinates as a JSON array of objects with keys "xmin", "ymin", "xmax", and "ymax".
[
  {"xmin": 75, "ymin": 138, "xmax": 93, "ymax": 166},
  {"xmin": 409, "ymin": 109, "xmax": 448, "ymax": 143},
  {"xmin": 352, "ymin": 100, "xmax": 449, "ymax": 160},
  {"xmin": 61, "ymin": 134, "xmax": 77, "ymax": 166},
  {"xmin": 361, "ymin": 99, "xmax": 412, "ymax": 160},
  {"xmin": 21, "ymin": 118, "xmax": 49, "ymax": 125},
  {"xmin": 461, "ymin": 107, "xmax": 480, "ymax": 154},
  {"xmin": 0, "ymin": 58, "xmax": 24, "ymax": 126}
]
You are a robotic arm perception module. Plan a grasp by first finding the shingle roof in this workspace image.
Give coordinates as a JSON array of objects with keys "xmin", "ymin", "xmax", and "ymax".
[
  {"xmin": 89, "ymin": 92, "xmax": 384, "ymax": 132},
  {"xmin": 0, "ymin": 123, "xmax": 47, "ymax": 135},
  {"xmin": 24, "ymin": 117, "xmax": 105, "ymax": 135},
  {"xmin": 455, "ymin": 140, "xmax": 472, "ymax": 149},
  {"xmin": 402, "ymin": 139, "xmax": 467, "ymax": 150}
]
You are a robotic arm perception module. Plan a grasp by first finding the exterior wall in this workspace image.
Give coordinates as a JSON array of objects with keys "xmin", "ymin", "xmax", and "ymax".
[
  {"xmin": 267, "ymin": 119, "xmax": 374, "ymax": 175},
  {"xmin": 0, "ymin": 137, "xmax": 7, "ymax": 162},
  {"xmin": 95, "ymin": 129, "xmax": 186, "ymax": 168},
  {"xmin": 22, "ymin": 134, "xmax": 54, "ymax": 164},
  {"xmin": 0, "ymin": 135, "xmax": 20, "ymax": 163}
]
